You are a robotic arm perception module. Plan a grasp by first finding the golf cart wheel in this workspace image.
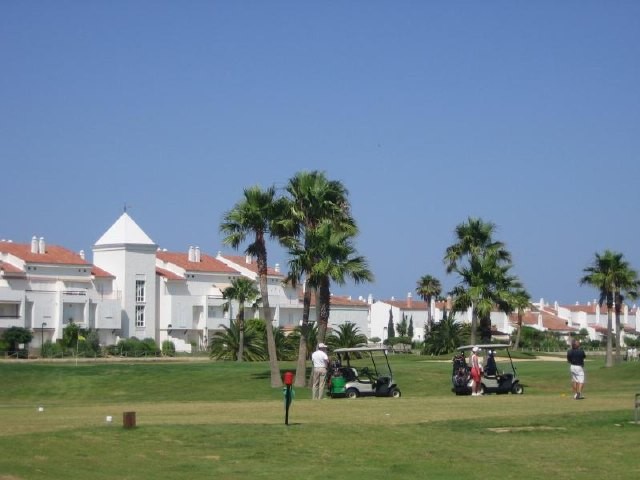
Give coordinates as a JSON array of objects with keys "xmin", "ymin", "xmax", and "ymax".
[
  {"xmin": 511, "ymin": 383, "xmax": 524, "ymax": 395},
  {"xmin": 346, "ymin": 388, "xmax": 359, "ymax": 399},
  {"xmin": 390, "ymin": 388, "xmax": 401, "ymax": 398}
]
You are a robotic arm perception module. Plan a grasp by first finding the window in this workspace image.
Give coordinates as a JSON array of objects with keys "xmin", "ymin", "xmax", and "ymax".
[
  {"xmin": 135, "ymin": 305, "xmax": 145, "ymax": 328},
  {"xmin": 0, "ymin": 302, "xmax": 20, "ymax": 318},
  {"xmin": 135, "ymin": 280, "xmax": 146, "ymax": 303}
]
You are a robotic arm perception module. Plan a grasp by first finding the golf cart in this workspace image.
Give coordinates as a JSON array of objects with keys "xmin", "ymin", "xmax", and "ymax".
[
  {"xmin": 452, "ymin": 344, "xmax": 524, "ymax": 396},
  {"xmin": 328, "ymin": 347, "xmax": 401, "ymax": 399}
]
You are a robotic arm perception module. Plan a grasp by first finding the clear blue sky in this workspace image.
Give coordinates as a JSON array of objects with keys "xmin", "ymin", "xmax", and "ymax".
[{"xmin": 2, "ymin": 1, "xmax": 639, "ymax": 305}]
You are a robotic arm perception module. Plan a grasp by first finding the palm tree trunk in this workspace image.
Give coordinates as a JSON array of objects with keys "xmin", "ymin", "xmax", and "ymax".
[
  {"xmin": 426, "ymin": 298, "xmax": 433, "ymax": 338},
  {"xmin": 615, "ymin": 308, "xmax": 622, "ymax": 364},
  {"xmin": 237, "ymin": 313, "xmax": 245, "ymax": 362},
  {"xmin": 295, "ymin": 285, "xmax": 312, "ymax": 387},
  {"xmin": 256, "ymin": 253, "xmax": 282, "ymax": 387},
  {"xmin": 605, "ymin": 309, "xmax": 613, "ymax": 367},
  {"xmin": 514, "ymin": 313, "xmax": 523, "ymax": 351},
  {"xmin": 317, "ymin": 280, "xmax": 331, "ymax": 343},
  {"xmin": 469, "ymin": 304, "xmax": 477, "ymax": 345}
]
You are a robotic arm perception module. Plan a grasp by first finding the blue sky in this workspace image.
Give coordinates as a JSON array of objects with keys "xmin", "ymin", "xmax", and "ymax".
[{"xmin": 2, "ymin": 1, "xmax": 639, "ymax": 305}]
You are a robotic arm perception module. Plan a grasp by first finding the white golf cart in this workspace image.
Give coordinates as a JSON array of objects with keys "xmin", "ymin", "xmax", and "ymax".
[
  {"xmin": 328, "ymin": 347, "xmax": 401, "ymax": 399},
  {"xmin": 452, "ymin": 344, "xmax": 524, "ymax": 396}
]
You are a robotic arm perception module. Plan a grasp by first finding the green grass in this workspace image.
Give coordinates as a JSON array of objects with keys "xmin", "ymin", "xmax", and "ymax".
[{"xmin": 0, "ymin": 356, "xmax": 639, "ymax": 479}]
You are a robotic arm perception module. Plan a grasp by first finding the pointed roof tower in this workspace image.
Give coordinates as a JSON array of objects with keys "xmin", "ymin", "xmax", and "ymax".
[{"xmin": 94, "ymin": 212, "xmax": 156, "ymax": 247}]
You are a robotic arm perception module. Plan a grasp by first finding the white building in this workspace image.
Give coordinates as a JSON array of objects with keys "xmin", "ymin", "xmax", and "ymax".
[
  {"xmin": 0, "ymin": 236, "xmax": 120, "ymax": 348},
  {"xmin": 0, "ymin": 212, "xmax": 372, "ymax": 354}
]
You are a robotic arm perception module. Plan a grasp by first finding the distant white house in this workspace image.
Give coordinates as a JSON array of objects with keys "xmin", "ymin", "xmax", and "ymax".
[{"xmin": 0, "ymin": 236, "xmax": 120, "ymax": 348}]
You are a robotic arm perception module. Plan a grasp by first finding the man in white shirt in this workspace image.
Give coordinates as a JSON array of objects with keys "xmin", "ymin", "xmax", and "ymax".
[{"xmin": 311, "ymin": 343, "xmax": 329, "ymax": 400}]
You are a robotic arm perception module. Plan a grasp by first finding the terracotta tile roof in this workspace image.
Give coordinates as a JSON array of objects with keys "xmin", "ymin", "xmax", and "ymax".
[
  {"xmin": 591, "ymin": 324, "xmax": 608, "ymax": 334},
  {"xmin": 561, "ymin": 303, "xmax": 616, "ymax": 314},
  {"xmin": 219, "ymin": 254, "xmax": 283, "ymax": 277},
  {"xmin": 326, "ymin": 294, "xmax": 369, "ymax": 307},
  {"xmin": 156, "ymin": 266, "xmax": 184, "ymax": 281},
  {"xmin": 0, "ymin": 241, "xmax": 89, "ymax": 265},
  {"xmin": 383, "ymin": 299, "xmax": 429, "ymax": 310},
  {"xmin": 295, "ymin": 291, "xmax": 369, "ymax": 307},
  {"xmin": 623, "ymin": 325, "xmax": 639, "ymax": 335},
  {"xmin": 91, "ymin": 265, "xmax": 114, "ymax": 278},
  {"xmin": 156, "ymin": 250, "xmax": 239, "ymax": 274},
  {"xmin": 510, "ymin": 308, "xmax": 577, "ymax": 332},
  {"xmin": 0, "ymin": 260, "xmax": 23, "ymax": 273}
]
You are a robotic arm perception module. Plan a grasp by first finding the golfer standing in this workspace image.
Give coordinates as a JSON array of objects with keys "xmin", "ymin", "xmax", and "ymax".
[
  {"xmin": 470, "ymin": 346, "xmax": 483, "ymax": 396},
  {"xmin": 567, "ymin": 339, "xmax": 586, "ymax": 400},
  {"xmin": 311, "ymin": 343, "xmax": 329, "ymax": 400}
]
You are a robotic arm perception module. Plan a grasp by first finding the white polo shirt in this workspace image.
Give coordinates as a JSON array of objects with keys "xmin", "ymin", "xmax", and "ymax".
[{"xmin": 312, "ymin": 349, "xmax": 329, "ymax": 369}]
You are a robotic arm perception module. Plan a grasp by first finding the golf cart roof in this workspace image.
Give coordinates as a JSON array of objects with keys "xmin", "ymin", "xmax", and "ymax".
[
  {"xmin": 333, "ymin": 347, "xmax": 389, "ymax": 354},
  {"xmin": 456, "ymin": 344, "xmax": 512, "ymax": 351}
]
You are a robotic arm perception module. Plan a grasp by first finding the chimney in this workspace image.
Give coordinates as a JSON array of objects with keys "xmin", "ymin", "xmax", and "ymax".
[
  {"xmin": 245, "ymin": 254, "xmax": 252, "ymax": 264},
  {"xmin": 274, "ymin": 263, "xmax": 280, "ymax": 273},
  {"xmin": 79, "ymin": 250, "xmax": 85, "ymax": 260},
  {"xmin": 367, "ymin": 293, "xmax": 373, "ymax": 305},
  {"xmin": 407, "ymin": 292, "xmax": 412, "ymax": 307},
  {"xmin": 188, "ymin": 246, "xmax": 195, "ymax": 262},
  {"xmin": 195, "ymin": 246, "xmax": 201, "ymax": 262},
  {"xmin": 446, "ymin": 295, "xmax": 453, "ymax": 311},
  {"xmin": 31, "ymin": 236, "xmax": 38, "ymax": 254},
  {"xmin": 38, "ymin": 237, "xmax": 45, "ymax": 254}
]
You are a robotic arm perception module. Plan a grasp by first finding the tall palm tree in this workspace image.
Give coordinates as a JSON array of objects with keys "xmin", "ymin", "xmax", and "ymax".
[
  {"xmin": 221, "ymin": 277, "xmax": 260, "ymax": 363},
  {"xmin": 283, "ymin": 170, "xmax": 356, "ymax": 387},
  {"xmin": 220, "ymin": 185, "xmax": 286, "ymax": 385},
  {"xmin": 416, "ymin": 274, "xmax": 442, "ymax": 337},
  {"xmin": 444, "ymin": 217, "xmax": 511, "ymax": 274},
  {"xmin": 444, "ymin": 218, "xmax": 515, "ymax": 344},
  {"xmin": 581, "ymin": 250, "xmax": 639, "ymax": 366},
  {"xmin": 307, "ymin": 221, "xmax": 372, "ymax": 343}
]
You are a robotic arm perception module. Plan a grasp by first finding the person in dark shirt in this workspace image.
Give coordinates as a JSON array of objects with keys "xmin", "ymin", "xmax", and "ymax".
[{"xmin": 567, "ymin": 339, "xmax": 586, "ymax": 400}]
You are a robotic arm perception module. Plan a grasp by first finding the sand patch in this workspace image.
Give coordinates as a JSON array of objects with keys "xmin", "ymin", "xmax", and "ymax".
[{"xmin": 487, "ymin": 426, "xmax": 567, "ymax": 433}]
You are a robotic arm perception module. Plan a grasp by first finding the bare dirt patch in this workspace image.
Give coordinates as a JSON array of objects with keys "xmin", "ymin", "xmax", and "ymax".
[{"xmin": 487, "ymin": 426, "xmax": 567, "ymax": 433}]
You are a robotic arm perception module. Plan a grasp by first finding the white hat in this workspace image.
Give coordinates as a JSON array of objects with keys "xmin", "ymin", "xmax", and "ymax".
[
  {"xmin": 318, "ymin": 343, "xmax": 327, "ymax": 349},
  {"xmin": 472, "ymin": 346, "xmax": 479, "ymax": 353}
]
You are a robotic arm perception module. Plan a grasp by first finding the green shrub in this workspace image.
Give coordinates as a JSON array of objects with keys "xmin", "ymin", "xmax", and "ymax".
[
  {"xmin": 41, "ymin": 340, "xmax": 65, "ymax": 358},
  {"xmin": 162, "ymin": 340, "xmax": 176, "ymax": 356}
]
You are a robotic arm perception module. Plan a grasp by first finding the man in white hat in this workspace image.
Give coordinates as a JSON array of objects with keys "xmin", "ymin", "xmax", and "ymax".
[{"xmin": 311, "ymin": 343, "xmax": 329, "ymax": 400}]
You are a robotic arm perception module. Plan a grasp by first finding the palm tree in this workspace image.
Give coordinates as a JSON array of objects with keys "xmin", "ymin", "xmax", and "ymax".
[
  {"xmin": 423, "ymin": 316, "xmax": 469, "ymax": 355},
  {"xmin": 282, "ymin": 170, "xmax": 356, "ymax": 387},
  {"xmin": 304, "ymin": 221, "xmax": 373, "ymax": 343},
  {"xmin": 221, "ymin": 277, "xmax": 260, "ymax": 362},
  {"xmin": 209, "ymin": 319, "xmax": 266, "ymax": 361},
  {"xmin": 509, "ymin": 288, "xmax": 531, "ymax": 351},
  {"xmin": 581, "ymin": 250, "xmax": 640, "ymax": 366},
  {"xmin": 444, "ymin": 217, "xmax": 514, "ymax": 344},
  {"xmin": 220, "ymin": 185, "xmax": 286, "ymax": 385},
  {"xmin": 416, "ymin": 274, "xmax": 442, "ymax": 337},
  {"xmin": 444, "ymin": 217, "xmax": 511, "ymax": 273},
  {"xmin": 326, "ymin": 322, "xmax": 367, "ymax": 349}
]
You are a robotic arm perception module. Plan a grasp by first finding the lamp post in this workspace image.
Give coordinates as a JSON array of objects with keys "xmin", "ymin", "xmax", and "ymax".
[{"xmin": 41, "ymin": 322, "xmax": 47, "ymax": 349}]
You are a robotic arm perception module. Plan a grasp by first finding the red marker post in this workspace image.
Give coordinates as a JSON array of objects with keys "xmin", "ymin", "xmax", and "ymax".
[{"xmin": 283, "ymin": 371, "xmax": 295, "ymax": 425}]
